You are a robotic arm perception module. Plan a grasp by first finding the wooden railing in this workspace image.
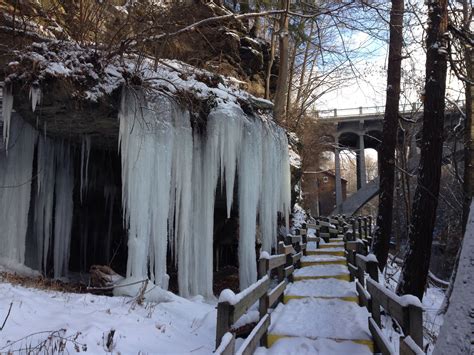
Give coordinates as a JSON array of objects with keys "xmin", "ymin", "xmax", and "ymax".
[
  {"xmin": 216, "ymin": 214, "xmax": 425, "ymax": 355},
  {"xmin": 215, "ymin": 236, "xmax": 306, "ymax": 354},
  {"xmin": 343, "ymin": 226, "xmax": 425, "ymax": 355}
]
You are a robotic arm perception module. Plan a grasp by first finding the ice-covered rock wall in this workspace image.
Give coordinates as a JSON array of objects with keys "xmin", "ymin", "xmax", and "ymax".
[
  {"xmin": 0, "ymin": 83, "xmax": 290, "ymax": 296},
  {"xmin": 119, "ymin": 89, "xmax": 291, "ymax": 296}
]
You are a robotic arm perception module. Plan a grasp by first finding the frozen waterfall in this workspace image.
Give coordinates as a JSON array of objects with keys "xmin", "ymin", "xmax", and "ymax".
[
  {"xmin": 119, "ymin": 89, "xmax": 291, "ymax": 296},
  {"xmin": 0, "ymin": 110, "xmax": 75, "ymax": 277},
  {"xmin": 0, "ymin": 85, "xmax": 290, "ymax": 295}
]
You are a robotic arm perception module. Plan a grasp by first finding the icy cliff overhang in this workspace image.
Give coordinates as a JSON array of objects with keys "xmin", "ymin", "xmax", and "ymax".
[{"xmin": 4, "ymin": 41, "xmax": 274, "ymax": 149}]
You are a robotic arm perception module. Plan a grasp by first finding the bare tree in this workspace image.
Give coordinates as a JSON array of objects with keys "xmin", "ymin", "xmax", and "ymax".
[
  {"xmin": 397, "ymin": 0, "xmax": 449, "ymax": 299},
  {"xmin": 372, "ymin": 0, "xmax": 404, "ymax": 271},
  {"xmin": 273, "ymin": 0, "xmax": 290, "ymax": 122}
]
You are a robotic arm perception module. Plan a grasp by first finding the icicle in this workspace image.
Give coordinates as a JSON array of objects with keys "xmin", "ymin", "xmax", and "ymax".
[
  {"xmin": 217, "ymin": 107, "xmax": 243, "ymax": 218},
  {"xmin": 279, "ymin": 129, "xmax": 292, "ymax": 231},
  {"xmin": 53, "ymin": 142, "xmax": 74, "ymax": 279},
  {"xmin": 29, "ymin": 85, "xmax": 42, "ymax": 112},
  {"xmin": 238, "ymin": 116, "xmax": 262, "ymax": 289},
  {"xmin": 2, "ymin": 85, "xmax": 14, "ymax": 149},
  {"xmin": 170, "ymin": 106, "xmax": 193, "ymax": 297},
  {"xmin": 119, "ymin": 89, "xmax": 174, "ymax": 288},
  {"xmin": 104, "ymin": 185, "xmax": 116, "ymax": 263},
  {"xmin": 80, "ymin": 135, "xmax": 91, "ymax": 203},
  {"xmin": 34, "ymin": 136, "xmax": 56, "ymax": 272},
  {"xmin": 0, "ymin": 115, "xmax": 37, "ymax": 265}
]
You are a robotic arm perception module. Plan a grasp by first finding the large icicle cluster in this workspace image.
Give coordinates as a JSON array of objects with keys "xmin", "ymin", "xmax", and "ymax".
[
  {"xmin": 0, "ymin": 91, "xmax": 74, "ymax": 278},
  {"xmin": 119, "ymin": 89, "xmax": 291, "ymax": 296}
]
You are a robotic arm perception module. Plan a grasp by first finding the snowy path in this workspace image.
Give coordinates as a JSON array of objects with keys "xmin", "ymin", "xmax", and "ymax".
[{"xmin": 258, "ymin": 237, "xmax": 373, "ymax": 355}]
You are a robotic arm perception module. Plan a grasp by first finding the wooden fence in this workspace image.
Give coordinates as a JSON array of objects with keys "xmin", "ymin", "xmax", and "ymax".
[
  {"xmin": 215, "ymin": 215, "xmax": 425, "ymax": 355},
  {"xmin": 344, "ymin": 227, "xmax": 425, "ymax": 355},
  {"xmin": 215, "ymin": 234, "xmax": 307, "ymax": 355}
]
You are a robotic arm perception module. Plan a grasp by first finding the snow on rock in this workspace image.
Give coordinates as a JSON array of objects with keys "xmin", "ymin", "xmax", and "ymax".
[
  {"xmin": 6, "ymin": 40, "xmax": 274, "ymax": 110},
  {"xmin": 0, "ymin": 282, "xmax": 217, "ymax": 354},
  {"xmin": 291, "ymin": 203, "xmax": 307, "ymax": 231},
  {"xmin": 288, "ymin": 145, "xmax": 301, "ymax": 169},
  {"xmin": 255, "ymin": 337, "xmax": 372, "ymax": 355},
  {"xmin": 269, "ymin": 298, "xmax": 371, "ymax": 341},
  {"xmin": 113, "ymin": 277, "xmax": 180, "ymax": 304}
]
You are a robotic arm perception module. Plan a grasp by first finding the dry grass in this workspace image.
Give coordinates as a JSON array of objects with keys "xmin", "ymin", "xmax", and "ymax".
[{"xmin": 0, "ymin": 272, "xmax": 87, "ymax": 294}]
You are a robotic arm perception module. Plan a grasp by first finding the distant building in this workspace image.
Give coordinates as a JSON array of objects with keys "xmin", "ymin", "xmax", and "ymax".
[{"xmin": 302, "ymin": 170, "xmax": 347, "ymax": 216}]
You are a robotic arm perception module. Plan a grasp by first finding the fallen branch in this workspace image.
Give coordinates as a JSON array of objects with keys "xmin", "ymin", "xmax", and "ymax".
[{"xmin": 0, "ymin": 302, "xmax": 12, "ymax": 331}]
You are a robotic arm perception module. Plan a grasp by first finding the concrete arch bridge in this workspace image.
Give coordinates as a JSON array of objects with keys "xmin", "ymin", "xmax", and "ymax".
[{"xmin": 312, "ymin": 103, "xmax": 465, "ymax": 216}]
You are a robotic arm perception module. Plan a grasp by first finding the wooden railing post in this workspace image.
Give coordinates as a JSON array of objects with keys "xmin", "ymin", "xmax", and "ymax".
[
  {"xmin": 368, "ymin": 216, "xmax": 373, "ymax": 237},
  {"xmin": 405, "ymin": 305, "xmax": 423, "ymax": 349},
  {"xmin": 216, "ymin": 302, "xmax": 233, "ymax": 349},
  {"xmin": 357, "ymin": 263, "xmax": 365, "ymax": 287},
  {"xmin": 367, "ymin": 261, "xmax": 379, "ymax": 282},
  {"xmin": 372, "ymin": 297, "xmax": 381, "ymax": 327},
  {"xmin": 258, "ymin": 258, "xmax": 269, "ymax": 279},
  {"xmin": 277, "ymin": 242, "xmax": 285, "ymax": 282},
  {"xmin": 363, "ymin": 217, "xmax": 368, "ymax": 238}
]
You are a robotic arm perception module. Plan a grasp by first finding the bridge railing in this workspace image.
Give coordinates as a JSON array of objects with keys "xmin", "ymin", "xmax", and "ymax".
[
  {"xmin": 315, "ymin": 100, "xmax": 465, "ymax": 119},
  {"xmin": 315, "ymin": 103, "xmax": 421, "ymax": 119}
]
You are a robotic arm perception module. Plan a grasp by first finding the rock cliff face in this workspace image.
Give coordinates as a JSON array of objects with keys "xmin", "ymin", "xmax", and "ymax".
[{"xmin": 3, "ymin": 38, "xmax": 275, "ymax": 150}]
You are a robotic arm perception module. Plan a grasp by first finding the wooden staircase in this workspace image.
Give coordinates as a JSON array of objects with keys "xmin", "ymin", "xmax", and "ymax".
[{"xmin": 266, "ymin": 230, "xmax": 373, "ymax": 353}]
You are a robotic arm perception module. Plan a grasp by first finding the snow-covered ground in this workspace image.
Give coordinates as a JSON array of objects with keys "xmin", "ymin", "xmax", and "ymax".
[{"xmin": 0, "ymin": 281, "xmax": 217, "ymax": 354}]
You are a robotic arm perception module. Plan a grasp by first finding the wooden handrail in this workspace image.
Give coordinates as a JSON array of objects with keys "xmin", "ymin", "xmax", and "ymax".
[
  {"xmin": 216, "ymin": 235, "xmax": 305, "ymax": 352},
  {"xmin": 339, "ymin": 214, "xmax": 425, "ymax": 354}
]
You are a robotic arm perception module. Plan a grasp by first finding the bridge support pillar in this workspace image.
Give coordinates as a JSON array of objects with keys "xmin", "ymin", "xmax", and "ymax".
[
  {"xmin": 335, "ymin": 138, "xmax": 343, "ymax": 212},
  {"xmin": 357, "ymin": 134, "xmax": 366, "ymax": 190}
]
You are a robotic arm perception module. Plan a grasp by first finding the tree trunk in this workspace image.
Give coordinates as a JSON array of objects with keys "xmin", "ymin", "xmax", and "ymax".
[
  {"xmin": 285, "ymin": 41, "xmax": 298, "ymax": 122},
  {"xmin": 273, "ymin": 0, "xmax": 289, "ymax": 123},
  {"xmin": 462, "ymin": 6, "xmax": 473, "ymax": 232},
  {"xmin": 372, "ymin": 0, "xmax": 404, "ymax": 270},
  {"xmin": 397, "ymin": 0, "xmax": 448, "ymax": 299},
  {"xmin": 265, "ymin": 23, "xmax": 276, "ymax": 100},
  {"xmin": 295, "ymin": 21, "xmax": 314, "ymax": 108}
]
